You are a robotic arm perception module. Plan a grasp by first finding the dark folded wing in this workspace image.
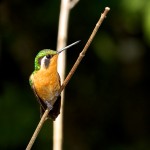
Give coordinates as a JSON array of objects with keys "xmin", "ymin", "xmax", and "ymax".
[{"xmin": 31, "ymin": 84, "xmax": 61, "ymax": 121}]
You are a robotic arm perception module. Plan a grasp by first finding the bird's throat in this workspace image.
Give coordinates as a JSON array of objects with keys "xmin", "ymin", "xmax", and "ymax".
[{"xmin": 33, "ymin": 54, "xmax": 60, "ymax": 101}]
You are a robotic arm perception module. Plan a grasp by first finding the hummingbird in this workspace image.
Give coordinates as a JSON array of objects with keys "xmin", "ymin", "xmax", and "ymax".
[{"xmin": 29, "ymin": 41, "xmax": 80, "ymax": 120}]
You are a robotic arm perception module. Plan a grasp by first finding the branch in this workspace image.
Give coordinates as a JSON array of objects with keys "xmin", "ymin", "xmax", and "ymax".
[
  {"xmin": 61, "ymin": 7, "xmax": 110, "ymax": 89},
  {"xmin": 26, "ymin": 7, "xmax": 110, "ymax": 150},
  {"xmin": 26, "ymin": 109, "xmax": 49, "ymax": 150}
]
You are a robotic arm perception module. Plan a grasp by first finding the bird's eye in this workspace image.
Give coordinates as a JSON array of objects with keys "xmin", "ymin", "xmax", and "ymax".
[{"xmin": 46, "ymin": 54, "xmax": 51, "ymax": 59}]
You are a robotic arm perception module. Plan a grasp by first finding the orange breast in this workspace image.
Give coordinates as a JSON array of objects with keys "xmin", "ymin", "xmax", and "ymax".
[{"xmin": 33, "ymin": 55, "xmax": 61, "ymax": 101}]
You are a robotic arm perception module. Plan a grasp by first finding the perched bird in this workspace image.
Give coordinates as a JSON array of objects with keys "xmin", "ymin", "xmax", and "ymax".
[{"xmin": 29, "ymin": 41, "xmax": 80, "ymax": 120}]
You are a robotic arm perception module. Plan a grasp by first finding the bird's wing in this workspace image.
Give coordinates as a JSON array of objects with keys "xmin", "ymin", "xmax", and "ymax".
[
  {"xmin": 30, "ymin": 83, "xmax": 61, "ymax": 121},
  {"xmin": 30, "ymin": 83, "xmax": 48, "ymax": 118}
]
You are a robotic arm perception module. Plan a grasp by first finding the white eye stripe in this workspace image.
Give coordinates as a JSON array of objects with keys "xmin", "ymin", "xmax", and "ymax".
[
  {"xmin": 40, "ymin": 56, "xmax": 46, "ymax": 69},
  {"xmin": 40, "ymin": 56, "xmax": 50, "ymax": 69}
]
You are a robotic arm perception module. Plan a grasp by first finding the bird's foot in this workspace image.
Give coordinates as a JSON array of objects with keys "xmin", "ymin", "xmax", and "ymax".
[{"xmin": 45, "ymin": 101, "xmax": 53, "ymax": 110}]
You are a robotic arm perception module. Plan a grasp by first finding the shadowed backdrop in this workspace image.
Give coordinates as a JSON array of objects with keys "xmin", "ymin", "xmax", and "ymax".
[{"xmin": 0, "ymin": 0, "xmax": 150, "ymax": 149}]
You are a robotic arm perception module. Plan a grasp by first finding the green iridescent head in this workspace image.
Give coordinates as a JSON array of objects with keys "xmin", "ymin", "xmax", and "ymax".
[{"xmin": 34, "ymin": 49, "xmax": 57, "ymax": 71}]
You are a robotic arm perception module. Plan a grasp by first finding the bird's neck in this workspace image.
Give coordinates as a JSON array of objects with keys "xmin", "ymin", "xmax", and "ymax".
[{"xmin": 47, "ymin": 54, "xmax": 58, "ymax": 74}]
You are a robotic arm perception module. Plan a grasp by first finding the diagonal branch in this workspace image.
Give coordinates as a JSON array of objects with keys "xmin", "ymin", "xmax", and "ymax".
[
  {"xmin": 60, "ymin": 7, "xmax": 110, "ymax": 90},
  {"xmin": 26, "ymin": 7, "xmax": 110, "ymax": 150}
]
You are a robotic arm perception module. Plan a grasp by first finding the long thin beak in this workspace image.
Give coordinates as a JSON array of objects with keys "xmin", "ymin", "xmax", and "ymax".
[{"xmin": 57, "ymin": 40, "xmax": 80, "ymax": 54}]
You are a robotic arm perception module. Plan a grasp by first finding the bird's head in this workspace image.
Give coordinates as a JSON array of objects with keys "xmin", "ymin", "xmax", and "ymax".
[{"xmin": 34, "ymin": 40, "xmax": 80, "ymax": 71}]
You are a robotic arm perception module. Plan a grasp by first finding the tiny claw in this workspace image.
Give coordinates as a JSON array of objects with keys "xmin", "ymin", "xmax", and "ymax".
[{"xmin": 45, "ymin": 101, "xmax": 53, "ymax": 110}]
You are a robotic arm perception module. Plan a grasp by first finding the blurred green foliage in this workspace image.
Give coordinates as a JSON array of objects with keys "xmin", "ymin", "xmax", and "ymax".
[{"xmin": 1, "ymin": 0, "xmax": 150, "ymax": 149}]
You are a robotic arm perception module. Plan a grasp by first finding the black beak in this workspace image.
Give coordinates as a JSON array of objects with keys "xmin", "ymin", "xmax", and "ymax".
[{"xmin": 57, "ymin": 40, "xmax": 80, "ymax": 54}]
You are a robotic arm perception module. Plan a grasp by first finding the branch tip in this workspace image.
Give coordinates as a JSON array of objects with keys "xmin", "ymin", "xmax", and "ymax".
[{"xmin": 105, "ymin": 7, "xmax": 110, "ymax": 11}]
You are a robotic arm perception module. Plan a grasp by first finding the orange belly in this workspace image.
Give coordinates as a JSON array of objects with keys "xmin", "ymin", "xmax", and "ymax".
[{"xmin": 33, "ymin": 69, "xmax": 60, "ymax": 101}]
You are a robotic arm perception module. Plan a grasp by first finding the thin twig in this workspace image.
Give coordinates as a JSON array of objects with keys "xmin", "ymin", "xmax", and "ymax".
[
  {"xmin": 26, "ymin": 7, "xmax": 110, "ymax": 150},
  {"xmin": 60, "ymin": 7, "xmax": 110, "ymax": 89}
]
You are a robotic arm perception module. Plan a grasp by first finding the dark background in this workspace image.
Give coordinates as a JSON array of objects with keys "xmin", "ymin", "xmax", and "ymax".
[{"xmin": 1, "ymin": 0, "xmax": 150, "ymax": 149}]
